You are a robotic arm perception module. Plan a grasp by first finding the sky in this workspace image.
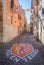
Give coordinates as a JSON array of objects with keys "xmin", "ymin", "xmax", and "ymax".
[{"xmin": 18, "ymin": 0, "xmax": 31, "ymax": 24}]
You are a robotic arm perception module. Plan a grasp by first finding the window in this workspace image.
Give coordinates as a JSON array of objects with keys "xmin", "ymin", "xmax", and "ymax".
[
  {"xmin": 11, "ymin": 16, "xmax": 13, "ymax": 24},
  {"xmin": 11, "ymin": 0, "xmax": 14, "ymax": 8},
  {"xmin": 18, "ymin": 14, "xmax": 21, "ymax": 20},
  {"xmin": 15, "ymin": 21, "xmax": 16, "ymax": 23},
  {"xmin": 42, "ymin": 8, "xmax": 44, "ymax": 15}
]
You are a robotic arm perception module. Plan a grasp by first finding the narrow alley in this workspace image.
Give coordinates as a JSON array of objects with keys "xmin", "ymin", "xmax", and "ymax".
[
  {"xmin": 0, "ymin": 32, "xmax": 44, "ymax": 65},
  {"xmin": 0, "ymin": 0, "xmax": 44, "ymax": 65}
]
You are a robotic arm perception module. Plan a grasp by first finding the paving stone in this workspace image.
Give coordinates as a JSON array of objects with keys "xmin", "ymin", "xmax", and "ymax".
[{"xmin": 0, "ymin": 32, "xmax": 44, "ymax": 65}]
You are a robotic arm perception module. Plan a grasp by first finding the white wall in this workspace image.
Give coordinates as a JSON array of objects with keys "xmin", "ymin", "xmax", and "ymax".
[
  {"xmin": 39, "ymin": 19, "xmax": 44, "ymax": 44},
  {"xmin": 38, "ymin": 0, "xmax": 44, "ymax": 44},
  {"xmin": 42, "ymin": 21, "xmax": 44, "ymax": 44},
  {"xmin": 39, "ymin": 20, "xmax": 41, "ymax": 40}
]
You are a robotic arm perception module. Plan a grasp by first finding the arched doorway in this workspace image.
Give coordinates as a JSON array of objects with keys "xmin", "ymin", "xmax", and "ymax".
[{"xmin": 0, "ymin": 0, "xmax": 3, "ymax": 43}]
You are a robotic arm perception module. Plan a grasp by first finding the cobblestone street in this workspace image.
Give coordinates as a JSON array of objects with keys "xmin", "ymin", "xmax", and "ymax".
[
  {"xmin": 0, "ymin": 32, "xmax": 44, "ymax": 65},
  {"xmin": 0, "ymin": 0, "xmax": 44, "ymax": 65}
]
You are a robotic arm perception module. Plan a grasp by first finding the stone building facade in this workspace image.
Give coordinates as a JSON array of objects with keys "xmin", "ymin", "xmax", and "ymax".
[
  {"xmin": 30, "ymin": 0, "xmax": 39, "ymax": 40},
  {"xmin": 38, "ymin": 0, "xmax": 44, "ymax": 44},
  {"xmin": 0, "ymin": 0, "xmax": 3, "ymax": 43},
  {"xmin": 0, "ymin": 0, "xmax": 26, "ymax": 43}
]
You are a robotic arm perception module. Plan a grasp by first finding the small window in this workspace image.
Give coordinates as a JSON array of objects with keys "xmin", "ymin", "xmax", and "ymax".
[
  {"xmin": 42, "ymin": 8, "xmax": 44, "ymax": 15},
  {"xmin": 15, "ymin": 21, "xmax": 16, "ymax": 23},
  {"xmin": 18, "ymin": 14, "xmax": 21, "ymax": 20},
  {"xmin": 11, "ymin": 16, "xmax": 13, "ymax": 24},
  {"xmin": 11, "ymin": 0, "xmax": 14, "ymax": 8}
]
